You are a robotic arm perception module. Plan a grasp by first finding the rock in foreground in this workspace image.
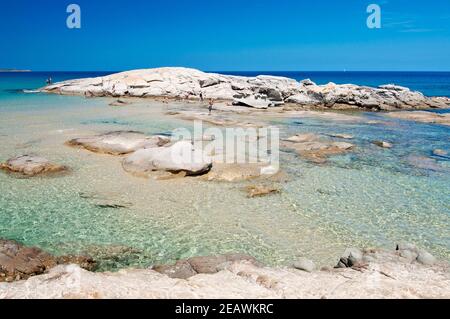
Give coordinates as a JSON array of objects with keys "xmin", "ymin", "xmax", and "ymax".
[
  {"xmin": 0, "ymin": 239, "xmax": 95, "ymax": 282},
  {"xmin": 1, "ymin": 245, "xmax": 448, "ymax": 299},
  {"xmin": 40, "ymin": 67, "xmax": 450, "ymax": 111},
  {"xmin": 0, "ymin": 155, "xmax": 67, "ymax": 176}
]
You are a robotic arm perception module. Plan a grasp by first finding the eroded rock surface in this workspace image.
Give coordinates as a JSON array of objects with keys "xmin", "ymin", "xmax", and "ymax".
[
  {"xmin": 40, "ymin": 67, "xmax": 450, "ymax": 111},
  {"xmin": 0, "ymin": 239, "xmax": 95, "ymax": 282},
  {"xmin": 66, "ymin": 131, "xmax": 170, "ymax": 155},
  {"xmin": 282, "ymin": 134, "xmax": 354, "ymax": 163},
  {"xmin": 122, "ymin": 141, "xmax": 212, "ymax": 176},
  {"xmin": 387, "ymin": 111, "xmax": 450, "ymax": 126},
  {"xmin": 0, "ymin": 155, "xmax": 67, "ymax": 176},
  {"xmin": 153, "ymin": 254, "xmax": 260, "ymax": 279},
  {"xmin": 1, "ymin": 245, "xmax": 448, "ymax": 299}
]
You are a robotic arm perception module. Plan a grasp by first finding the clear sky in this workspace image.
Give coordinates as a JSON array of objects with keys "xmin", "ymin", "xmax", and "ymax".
[{"xmin": 1, "ymin": 0, "xmax": 449, "ymax": 71}]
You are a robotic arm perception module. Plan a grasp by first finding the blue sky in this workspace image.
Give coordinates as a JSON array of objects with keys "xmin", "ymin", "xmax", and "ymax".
[{"xmin": 1, "ymin": 0, "xmax": 449, "ymax": 71}]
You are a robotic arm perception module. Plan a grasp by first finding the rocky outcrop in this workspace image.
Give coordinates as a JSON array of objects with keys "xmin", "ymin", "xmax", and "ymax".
[
  {"xmin": 387, "ymin": 111, "xmax": 450, "ymax": 126},
  {"xmin": 1, "ymin": 244, "xmax": 448, "ymax": 299},
  {"xmin": 0, "ymin": 239, "xmax": 95, "ymax": 282},
  {"xmin": 122, "ymin": 141, "xmax": 212, "ymax": 176},
  {"xmin": 0, "ymin": 155, "xmax": 67, "ymax": 176},
  {"xmin": 66, "ymin": 131, "xmax": 170, "ymax": 155},
  {"xmin": 40, "ymin": 67, "xmax": 450, "ymax": 111}
]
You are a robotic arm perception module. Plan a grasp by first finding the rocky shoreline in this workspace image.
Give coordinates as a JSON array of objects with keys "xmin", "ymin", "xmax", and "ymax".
[
  {"xmin": 40, "ymin": 67, "xmax": 450, "ymax": 111},
  {"xmin": 0, "ymin": 239, "xmax": 449, "ymax": 298}
]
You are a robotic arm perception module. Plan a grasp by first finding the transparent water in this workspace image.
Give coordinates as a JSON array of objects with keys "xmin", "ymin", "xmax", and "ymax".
[{"xmin": 0, "ymin": 73, "xmax": 449, "ymax": 271}]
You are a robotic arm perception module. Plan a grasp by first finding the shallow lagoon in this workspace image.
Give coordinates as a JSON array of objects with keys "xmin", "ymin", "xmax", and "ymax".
[{"xmin": 0, "ymin": 84, "xmax": 449, "ymax": 271}]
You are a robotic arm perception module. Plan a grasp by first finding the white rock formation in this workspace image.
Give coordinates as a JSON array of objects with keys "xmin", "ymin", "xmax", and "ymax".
[
  {"xmin": 122, "ymin": 141, "xmax": 212, "ymax": 176},
  {"xmin": 1, "ymin": 247, "xmax": 449, "ymax": 299},
  {"xmin": 40, "ymin": 67, "xmax": 450, "ymax": 111},
  {"xmin": 66, "ymin": 131, "xmax": 170, "ymax": 155}
]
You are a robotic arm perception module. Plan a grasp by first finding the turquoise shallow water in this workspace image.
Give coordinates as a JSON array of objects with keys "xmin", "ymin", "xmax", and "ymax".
[{"xmin": 0, "ymin": 73, "xmax": 449, "ymax": 271}]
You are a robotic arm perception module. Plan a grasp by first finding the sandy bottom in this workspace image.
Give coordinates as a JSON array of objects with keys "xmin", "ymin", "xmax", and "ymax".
[{"xmin": 0, "ymin": 95, "xmax": 449, "ymax": 270}]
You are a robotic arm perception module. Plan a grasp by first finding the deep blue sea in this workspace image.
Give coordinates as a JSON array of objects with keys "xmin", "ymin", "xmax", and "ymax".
[{"xmin": 1, "ymin": 71, "xmax": 449, "ymax": 99}]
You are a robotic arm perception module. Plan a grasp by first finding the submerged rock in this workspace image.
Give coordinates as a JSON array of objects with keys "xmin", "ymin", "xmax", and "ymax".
[
  {"xmin": 245, "ymin": 184, "xmax": 280, "ymax": 198},
  {"xmin": 0, "ymin": 155, "xmax": 67, "ymax": 177},
  {"xmin": 406, "ymin": 155, "xmax": 443, "ymax": 171},
  {"xmin": 328, "ymin": 133, "xmax": 354, "ymax": 139},
  {"xmin": 387, "ymin": 111, "xmax": 450, "ymax": 126},
  {"xmin": 122, "ymin": 141, "xmax": 212, "ymax": 176},
  {"xmin": 0, "ymin": 239, "xmax": 95, "ymax": 282},
  {"xmin": 282, "ymin": 134, "xmax": 353, "ymax": 163},
  {"xmin": 109, "ymin": 99, "xmax": 131, "ymax": 106},
  {"xmin": 373, "ymin": 140, "xmax": 393, "ymax": 148},
  {"xmin": 66, "ymin": 131, "xmax": 170, "ymax": 155},
  {"xmin": 432, "ymin": 149, "xmax": 448, "ymax": 157},
  {"xmin": 152, "ymin": 253, "xmax": 260, "ymax": 279},
  {"xmin": 202, "ymin": 163, "xmax": 273, "ymax": 182},
  {"xmin": 293, "ymin": 258, "xmax": 316, "ymax": 272}
]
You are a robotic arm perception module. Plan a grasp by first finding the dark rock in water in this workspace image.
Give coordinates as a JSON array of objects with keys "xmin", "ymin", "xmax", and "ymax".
[
  {"xmin": 0, "ymin": 155, "xmax": 68, "ymax": 177},
  {"xmin": 372, "ymin": 140, "xmax": 393, "ymax": 148},
  {"xmin": 432, "ymin": 149, "xmax": 449, "ymax": 158},
  {"xmin": 0, "ymin": 239, "xmax": 95, "ymax": 282},
  {"xmin": 152, "ymin": 253, "xmax": 260, "ymax": 279},
  {"xmin": 109, "ymin": 99, "xmax": 131, "ymax": 107},
  {"xmin": 300, "ymin": 79, "xmax": 316, "ymax": 86},
  {"xmin": 335, "ymin": 247, "xmax": 364, "ymax": 268}
]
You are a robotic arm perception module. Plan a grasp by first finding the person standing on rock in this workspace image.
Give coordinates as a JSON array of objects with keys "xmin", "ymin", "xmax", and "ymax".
[
  {"xmin": 200, "ymin": 92, "xmax": 204, "ymax": 102},
  {"xmin": 208, "ymin": 99, "xmax": 214, "ymax": 115}
]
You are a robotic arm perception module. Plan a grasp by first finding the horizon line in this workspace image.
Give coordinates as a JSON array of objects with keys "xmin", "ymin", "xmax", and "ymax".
[{"xmin": 2, "ymin": 70, "xmax": 450, "ymax": 73}]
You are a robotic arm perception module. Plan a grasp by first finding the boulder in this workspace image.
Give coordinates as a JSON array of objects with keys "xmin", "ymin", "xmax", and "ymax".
[
  {"xmin": 122, "ymin": 141, "xmax": 212, "ymax": 176},
  {"xmin": 0, "ymin": 155, "xmax": 67, "ymax": 176},
  {"xmin": 0, "ymin": 239, "xmax": 95, "ymax": 282},
  {"xmin": 293, "ymin": 258, "xmax": 315, "ymax": 272},
  {"xmin": 416, "ymin": 251, "xmax": 436, "ymax": 266},
  {"xmin": 66, "ymin": 131, "xmax": 170, "ymax": 155},
  {"xmin": 373, "ymin": 140, "xmax": 393, "ymax": 148},
  {"xmin": 336, "ymin": 248, "xmax": 364, "ymax": 268}
]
